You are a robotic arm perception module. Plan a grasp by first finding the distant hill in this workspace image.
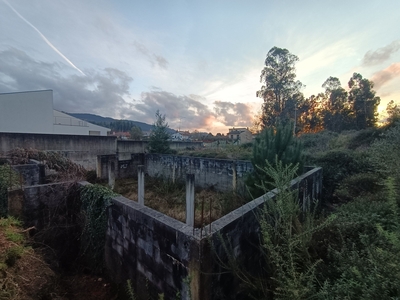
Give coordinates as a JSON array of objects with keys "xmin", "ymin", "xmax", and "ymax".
[{"xmin": 65, "ymin": 113, "xmax": 174, "ymax": 133}]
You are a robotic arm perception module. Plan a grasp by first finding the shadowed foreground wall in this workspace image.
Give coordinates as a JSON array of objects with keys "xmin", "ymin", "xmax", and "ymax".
[{"xmin": 104, "ymin": 167, "xmax": 322, "ymax": 300}]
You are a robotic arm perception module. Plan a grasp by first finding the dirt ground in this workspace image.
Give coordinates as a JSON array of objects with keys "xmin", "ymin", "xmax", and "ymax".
[
  {"xmin": 0, "ymin": 218, "xmax": 116, "ymax": 300},
  {"xmin": 113, "ymin": 177, "xmax": 248, "ymax": 228}
]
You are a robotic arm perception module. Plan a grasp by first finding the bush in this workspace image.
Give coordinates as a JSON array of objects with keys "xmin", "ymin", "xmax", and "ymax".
[
  {"xmin": 311, "ymin": 149, "xmax": 375, "ymax": 203},
  {"xmin": 246, "ymin": 123, "xmax": 304, "ymax": 198}
]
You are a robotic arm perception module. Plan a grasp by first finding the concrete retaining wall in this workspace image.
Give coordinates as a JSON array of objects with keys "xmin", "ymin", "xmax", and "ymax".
[{"xmin": 0, "ymin": 132, "xmax": 116, "ymax": 169}]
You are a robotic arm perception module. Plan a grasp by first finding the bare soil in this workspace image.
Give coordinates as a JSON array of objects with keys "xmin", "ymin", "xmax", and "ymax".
[
  {"xmin": 0, "ymin": 218, "xmax": 116, "ymax": 300},
  {"xmin": 113, "ymin": 177, "xmax": 248, "ymax": 227}
]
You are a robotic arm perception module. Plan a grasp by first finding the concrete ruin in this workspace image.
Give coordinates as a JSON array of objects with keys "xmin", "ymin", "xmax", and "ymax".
[{"xmin": 6, "ymin": 159, "xmax": 322, "ymax": 299}]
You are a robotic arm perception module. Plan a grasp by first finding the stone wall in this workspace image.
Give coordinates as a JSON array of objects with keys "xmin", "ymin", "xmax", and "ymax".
[
  {"xmin": 0, "ymin": 132, "xmax": 116, "ymax": 169},
  {"xmin": 145, "ymin": 154, "xmax": 254, "ymax": 193}
]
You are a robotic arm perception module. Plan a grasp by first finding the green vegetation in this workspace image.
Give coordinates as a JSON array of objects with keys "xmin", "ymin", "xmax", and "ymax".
[
  {"xmin": 246, "ymin": 123, "xmax": 303, "ymax": 198},
  {"xmin": 0, "ymin": 164, "xmax": 19, "ymax": 217},
  {"xmin": 219, "ymin": 110, "xmax": 400, "ymax": 298},
  {"xmin": 80, "ymin": 184, "xmax": 116, "ymax": 273},
  {"xmin": 148, "ymin": 110, "xmax": 173, "ymax": 154},
  {"xmin": 256, "ymin": 46, "xmax": 381, "ymax": 134}
]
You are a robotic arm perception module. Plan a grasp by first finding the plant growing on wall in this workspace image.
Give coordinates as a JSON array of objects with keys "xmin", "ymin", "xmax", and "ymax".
[
  {"xmin": 214, "ymin": 160, "xmax": 334, "ymax": 299},
  {"xmin": 0, "ymin": 164, "xmax": 20, "ymax": 217},
  {"xmin": 80, "ymin": 184, "xmax": 116, "ymax": 272}
]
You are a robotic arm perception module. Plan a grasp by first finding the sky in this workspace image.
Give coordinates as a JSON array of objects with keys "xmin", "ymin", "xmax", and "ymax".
[{"xmin": 1, "ymin": 0, "xmax": 400, "ymax": 134}]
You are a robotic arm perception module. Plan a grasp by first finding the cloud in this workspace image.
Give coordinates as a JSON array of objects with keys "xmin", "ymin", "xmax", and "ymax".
[
  {"xmin": 0, "ymin": 47, "xmax": 253, "ymax": 132},
  {"xmin": 362, "ymin": 40, "xmax": 400, "ymax": 66},
  {"xmin": 130, "ymin": 90, "xmax": 214, "ymax": 130},
  {"xmin": 0, "ymin": 47, "xmax": 132, "ymax": 116},
  {"xmin": 213, "ymin": 101, "xmax": 253, "ymax": 127},
  {"xmin": 371, "ymin": 63, "xmax": 400, "ymax": 89},
  {"xmin": 133, "ymin": 41, "xmax": 168, "ymax": 69}
]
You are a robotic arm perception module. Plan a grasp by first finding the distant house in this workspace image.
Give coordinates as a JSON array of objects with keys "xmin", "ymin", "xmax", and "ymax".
[
  {"xmin": 227, "ymin": 127, "xmax": 252, "ymax": 144},
  {"xmin": 171, "ymin": 132, "xmax": 184, "ymax": 141},
  {"xmin": 0, "ymin": 90, "xmax": 110, "ymax": 136}
]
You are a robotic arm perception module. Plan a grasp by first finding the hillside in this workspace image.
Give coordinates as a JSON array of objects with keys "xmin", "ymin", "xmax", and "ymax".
[{"xmin": 65, "ymin": 113, "xmax": 175, "ymax": 133}]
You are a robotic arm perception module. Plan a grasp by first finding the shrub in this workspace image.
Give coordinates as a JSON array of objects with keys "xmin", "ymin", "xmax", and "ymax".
[
  {"xmin": 311, "ymin": 149, "xmax": 374, "ymax": 202},
  {"xmin": 246, "ymin": 123, "xmax": 304, "ymax": 198}
]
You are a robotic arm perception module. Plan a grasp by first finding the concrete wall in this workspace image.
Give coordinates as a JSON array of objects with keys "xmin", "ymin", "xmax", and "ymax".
[
  {"xmin": 105, "ymin": 196, "xmax": 196, "ymax": 299},
  {"xmin": 11, "ymin": 161, "xmax": 45, "ymax": 186},
  {"xmin": 145, "ymin": 154, "xmax": 254, "ymax": 193},
  {"xmin": 104, "ymin": 167, "xmax": 322, "ymax": 300},
  {"xmin": 8, "ymin": 181, "xmax": 75, "ymax": 229},
  {"xmin": 0, "ymin": 90, "xmax": 54, "ymax": 134},
  {"xmin": 116, "ymin": 140, "xmax": 203, "ymax": 160},
  {"xmin": 0, "ymin": 132, "xmax": 116, "ymax": 169}
]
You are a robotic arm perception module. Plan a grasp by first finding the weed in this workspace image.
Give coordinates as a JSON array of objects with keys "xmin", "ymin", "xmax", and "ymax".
[
  {"xmin": 5, "ymin": 245, "xmax": 24, "ymax": 267},
  {"xmin": 5, "ymin": 228, "xmax": 24, "ymax": 243}
]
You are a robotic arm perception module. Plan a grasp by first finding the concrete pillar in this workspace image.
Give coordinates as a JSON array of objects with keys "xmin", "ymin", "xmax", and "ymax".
[
  {"xmin": 232, "ymin": 162, "xmax": 237, "ymax": 192},
  {"xmin": 108, "ymin": 161, "xmax": 115, "ymax": 190},
  {"xmin": 186, "ymin": 173, "xmax": 195, "ymax": 227},
  {"xmin": 138, "ymin": 165, "xmax": 145, "ymax": 206},
  {"xmin": 96, "ymin": 155, "xmax": 102, "ymax": 178}
]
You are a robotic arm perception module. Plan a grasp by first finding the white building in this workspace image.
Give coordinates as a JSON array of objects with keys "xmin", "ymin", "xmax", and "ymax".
[
  {"xmin": 0, "ymin": 90, "xmax": 110, "ymax": 136},
  {"xmin": 227, "ymin": 127, "xmax": 253, "ymax": 144}
]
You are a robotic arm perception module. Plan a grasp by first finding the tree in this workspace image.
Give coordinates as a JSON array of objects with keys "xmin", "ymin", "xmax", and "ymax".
[
  {"xmin": 257, "ymin": 47, "xmax": 304, "ymax": 128},
  {"xmin": 148, "ymin": 110, "xmax": 171, "ymax": 154},
  {"xmin": 130, "ymin": 125, "xmax": 143, "ymax": 140},
  {"xmin": 246, "ymin": 123, "xmax": 303, "ymax": 198},
  {"xmin": 348, "ymin": 73, "xmax": 380, "ymax": 129},
  {"xmin": 386, "ymin": 100, "xmax": 400, "ymax": 125},
  {"xmin": 321, "ymin": 77, "xmax": 352, "ymax": 132}
]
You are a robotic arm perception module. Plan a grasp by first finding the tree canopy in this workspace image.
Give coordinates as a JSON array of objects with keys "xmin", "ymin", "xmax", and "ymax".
[
  {"xmin": 148, "ymin": 110, "xmax": 171, "ymax": 154},
  {"xmin": 257, "ymin": 47, "xmax": 303, "ymax": 128},
  {"xmin": 255, "ymin": 47, "xmax": 387, "ymax": 134}
]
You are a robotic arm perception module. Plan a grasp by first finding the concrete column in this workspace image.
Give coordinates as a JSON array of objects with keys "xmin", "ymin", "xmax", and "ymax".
[
  {"xmin": 138, "ymin": 165, "xmax": 145, "ymax": 206},
  {"xmin": 186, "ymin": 173, "xmax": 195, "ymax": 227},
  {"xmin": 232, "ymin": 162, "xmax": 237, "ymax": 192},
  {"xmin": 96, "ymin": 155, "xmax": 102, "ymax": 178},
  {"xmin": 108, "ymin": 161, "xmax": 115, "ymax": 190}
]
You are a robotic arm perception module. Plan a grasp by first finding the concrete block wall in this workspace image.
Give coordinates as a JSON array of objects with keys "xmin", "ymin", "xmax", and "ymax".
[
  {"xmin": 11, "ymin": 160, "xmax": 45, "ymax": 186},
  {"xmin": 103, "ymin": 167, "xmax": 322, "ymax": 300},
  {"xmin": 116, "ymin": 140, "xmax": 203, "ymax": 160},
  {"xmin": 145, "ymin": 154, "xmax": 254, "ymax": 193},
  {"xmin": 105, "ymin": 196, "xmax": 197, "ymax": 299}
]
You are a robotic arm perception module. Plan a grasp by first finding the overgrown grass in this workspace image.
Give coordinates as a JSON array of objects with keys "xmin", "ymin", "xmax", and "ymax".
[{"xmin": 113, "ymin": 177, "xmax": 247, "ymax": 227}]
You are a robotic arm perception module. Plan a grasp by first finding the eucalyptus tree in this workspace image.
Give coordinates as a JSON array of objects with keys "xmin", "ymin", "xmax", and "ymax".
[
  {"xmin": 257, "ymin": 47, "xmax": 304, "ymax": 128},
  {"xmin": 348, "ymin": 73, "xmax": 380, "ymax": 129}
]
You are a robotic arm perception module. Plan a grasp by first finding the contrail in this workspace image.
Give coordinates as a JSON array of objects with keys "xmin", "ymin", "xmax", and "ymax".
[{"xmin": 2, "ymin": 0, "xmax": 86, "ymax": 76}]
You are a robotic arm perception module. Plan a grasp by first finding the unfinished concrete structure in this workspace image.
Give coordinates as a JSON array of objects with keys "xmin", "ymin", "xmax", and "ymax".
[{"xmin": 4, "ymin": 148, "xmax": 322, "ymax": 299}]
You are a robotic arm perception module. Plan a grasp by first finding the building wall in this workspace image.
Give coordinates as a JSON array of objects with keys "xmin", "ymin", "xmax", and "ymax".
[
  {"xmin": 53, "ymin": 110, "xmax": 110, "ymax": 136},
  {"xmin": 0, "ymin": 90, "xmax": 54, "ymax": 134}
]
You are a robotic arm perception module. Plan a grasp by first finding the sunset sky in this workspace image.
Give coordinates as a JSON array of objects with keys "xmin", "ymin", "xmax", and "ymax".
[{"xmin": 1, "ymin": 0, "xmax": 400, "ymax": 134}]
